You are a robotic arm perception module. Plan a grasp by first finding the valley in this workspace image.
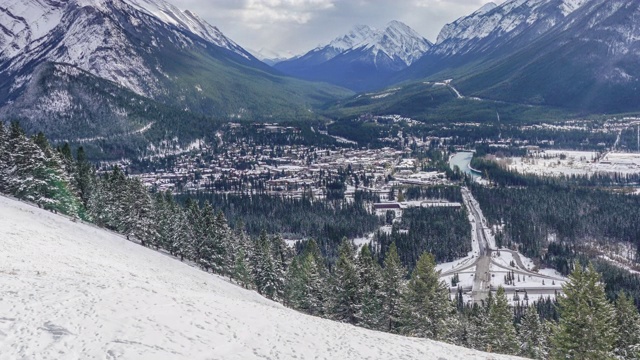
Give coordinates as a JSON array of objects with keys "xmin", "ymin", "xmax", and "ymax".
[{"xmin": 3, "ymin": 0, "xmax": 640, "ymax": 359}]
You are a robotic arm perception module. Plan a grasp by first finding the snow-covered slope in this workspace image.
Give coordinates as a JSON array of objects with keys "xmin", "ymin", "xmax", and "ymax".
[
  {"xmin": 274, "ymin": 21, "xmax": 431, "ymax": 91},
  {"xmin": 433, "ymin": 0, "xmax": 588, "ymax": 56},
  {"xmin": 123, "ymin": 0, "xmax": 250, "ymax": 58},
  {"xmin": 0, "ymin": 195, "xmax": 519, "ymax": 360}
]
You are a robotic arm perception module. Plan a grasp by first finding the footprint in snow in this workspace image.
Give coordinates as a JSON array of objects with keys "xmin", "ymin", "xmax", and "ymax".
[{"xmin": 39, "ymin": 321, "xmax": 73, "ymax": 339}]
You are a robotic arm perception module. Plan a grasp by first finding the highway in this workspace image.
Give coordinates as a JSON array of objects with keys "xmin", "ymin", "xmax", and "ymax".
[
  {"xmin": 461, "ymin": 187, "xmax": 492, "ymax": 303},
  {"xmin": 441, "ymin": 186, "xmax": 565, "ymax": 303}
]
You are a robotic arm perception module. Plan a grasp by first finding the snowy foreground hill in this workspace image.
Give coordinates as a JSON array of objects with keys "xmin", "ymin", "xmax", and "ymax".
[{"xmin": 0, "ymin": 196, "xmax": 520, "ymax": 360}]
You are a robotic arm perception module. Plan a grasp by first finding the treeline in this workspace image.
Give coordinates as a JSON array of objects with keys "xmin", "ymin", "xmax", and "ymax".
[
  {"xmin": 0, "ymin": 122, "xmax": 84, "ymax": 216},
  {"xmin": 376, "ymin": 207, "xmax": 471, "ymax": 270},
  {"xmin": 471, "ymin": 156, "xmax": 640, "ymax": 187},
  {"xmin": 403, "ymin": 185, "xmax": 463, "ymax": 202},
  {"xmin": 178, "ymin": 192, "xmax": 379, "ymax": 261},
  {"xmin": 471, "ymin": 184, "xmax": 640, "ymax": 258}
]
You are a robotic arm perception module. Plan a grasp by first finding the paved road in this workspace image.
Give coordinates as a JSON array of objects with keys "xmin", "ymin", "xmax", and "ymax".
[
  {"xmin": 441, "ymin": 186, "xmax": 565, "ymax": 303},
  {"xmin": 461, "ymin": 187, "xmax": 492, "ymax": 303}
]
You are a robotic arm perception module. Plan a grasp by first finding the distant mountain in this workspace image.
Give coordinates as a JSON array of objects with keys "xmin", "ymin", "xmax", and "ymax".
[
  {"xmin": 274, "ymin": 21, "xmax": 432, "ymax": 92},
  {"xmin": 433, "ymin": 0, "xmax": 587, "ymax": 56},
  {"xmin": 249, "ymin": 48, "xmax": 297, "ymax": 66},
  {"xmin": 0, "ymin": 0, "xmax": 352, "ymax": 156},
  {"xmin": 380, "ymin": 0, "xmax": 640, "ymax": 114},
  {"xmin": 454, "ymin": 0, "xmax": 640, "ymax": 113},
  {"xmin": 398, "ymin": 0, "xmax": 589, "ymax": 81}
]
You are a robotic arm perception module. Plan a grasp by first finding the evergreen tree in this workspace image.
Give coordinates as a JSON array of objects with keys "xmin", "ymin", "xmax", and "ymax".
[
  {"xmin": 614, "ymin": 292, "xmax": 640, "ymax": 360},
  {"xmin": 400, "ymin": 252, "xmax": 453, "ymax": 341},
  {"xmin": 269, "ymin": 234, "xmax": 291, "ymax": 299},
  {"xmin": 0, "ymin": 122, "xmax": 9, "ymax": 192},
  {"xmin": 467, "ymin": 303, "xmax": 489, "ymax": 350},
  {"xmin": 285, "ymin": 239, "xmax": 328, "ymax": 316},
  {"xmin": 518, "ymin": 308, "xmax": 548, "ymax": 359},
  {"xmin": 232, "ymin": 222, "xmax": 254, "ymax": 288},
  {"xmin": 87, "ymin": 177, "xmax": 111, "ymax": 227},
  {"xmin": 381, "ymin": 242, "xmax": 406, "ymax": 333},
  {"xmin": 330, "ymin": 238, "xmax": 360, "ymax": 324},
  {"xmin": 551, "ymin": 262, "xmax": 618, "ymax": 360},
  {"xmin": 211, "ymin": 211, "xmax": 231, "ymax": 275},
  {"xmin": 253, "ymin": 231, "xmax": 280, "ymax": 300},
  {"xmin": 75, "ymin": 147, "xmax": 94, "ymax": 207},
  {"xmin": 233, "ymin": 245, "xmax": 253, "ymax": 289},
  {"xmin": 126, "ymin": 179, "xmax": 157, "ymax": 246},
  {"xmin": 487, "ymin": 286, "xmax": 518, "ymax": 355},
  {"xmin": 356, "ymin": 244, "xmax": 384, "ymax": 330},
  {"xmin": 169, "ymin": 203, "xmax": 194, "ymax": 261},
  {"xmin": 4, "ymin": 125, "xmax": 81, "ymax": 215}
]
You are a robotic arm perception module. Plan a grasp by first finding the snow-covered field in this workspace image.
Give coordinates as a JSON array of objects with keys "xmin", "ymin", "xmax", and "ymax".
[
  {"xmin": 506, "ymin": 150, "xmax": 640, "ymax": 177},
  {"xmin": 0, "ymin": 196, "xmax": 518, "ymax": 360}
]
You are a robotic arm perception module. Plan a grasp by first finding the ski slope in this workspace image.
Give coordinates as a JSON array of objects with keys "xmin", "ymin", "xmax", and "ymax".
[{"xmin": 0, "ymin": 196, "xmax": 519, "ymax": 360}]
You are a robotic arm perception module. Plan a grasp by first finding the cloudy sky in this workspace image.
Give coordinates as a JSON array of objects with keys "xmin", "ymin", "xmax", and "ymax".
[{"xmin": 175, "ymin": 0, "xmax": 503, "ymax": 58}]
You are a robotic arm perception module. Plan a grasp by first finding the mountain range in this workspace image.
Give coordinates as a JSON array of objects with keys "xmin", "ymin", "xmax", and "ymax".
[
  {"xmin": 0, "ymin": 0, "xmax": 351, "ymax": 158},
  {"xmin": 280, "ymin": 0, "xmax": 640, "ymax": 115},
  {"xmin": 274, "ymin": 21, "xmax": 432, "ymax": 92}
]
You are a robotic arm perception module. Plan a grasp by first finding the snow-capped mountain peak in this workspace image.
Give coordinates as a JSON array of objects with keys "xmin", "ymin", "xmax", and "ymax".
[
  {"xmin": 322, "ymin": 21, "xmax": 432, "ymax": 66},
  {"xmin": 123, "ymin": 0, "xmax": 248, "ymax": 58},
  {"xmin": 474, "ymin": 2, "xmax": 498, "ymax": 15},
  {"xmin": 326, "ymin": 24, "xmax": 377, "ymax": 52},
  {"xmin": 0, "ymin": 0, "xmax": 257, "ymax": 101},
  {"xmin": 434, "ymin": 0, "xmax": 590, "ymax": 55}
]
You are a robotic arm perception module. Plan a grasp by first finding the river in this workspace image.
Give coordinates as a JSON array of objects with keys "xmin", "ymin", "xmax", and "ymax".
[{"xmin": 449, "ymin": 152, "xmax": 481, "ymax": 178}]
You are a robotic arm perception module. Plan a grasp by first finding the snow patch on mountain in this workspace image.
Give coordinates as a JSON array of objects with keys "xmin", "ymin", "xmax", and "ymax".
[
  {"xmin": 0, "ymin": 0, "xmax": 65, "ymax": 60},
  {"xmin": 124, "ymin": 0, "xmax": 250, "ymax": 59},
  {"xmin": 0, "ymin": 195, "xmax": 520, "ymax": 360},
  {"xmin": 560, "ymin": 0, "xmax": 588, "ymax": 16}
]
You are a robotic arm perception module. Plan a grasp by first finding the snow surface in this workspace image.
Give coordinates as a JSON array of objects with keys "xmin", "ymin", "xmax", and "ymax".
[
  {"xmin": 0, "ymin": 196, "xmax": 520, "ymax": 360},
  {"xmin": 434, "ymin": 0, "xmax": 588, "ymax": 55},
  {"xmin": 505, "ymin": 150, "xmax": 640, "ymax": 177}
]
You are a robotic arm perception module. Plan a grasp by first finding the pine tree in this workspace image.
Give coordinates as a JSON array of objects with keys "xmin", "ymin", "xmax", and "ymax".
[
  {"xmin": 210, "ymin": 211, "xmax": 231, "ymax": 275},
  {"xmin": 285, "ymin": 256, "xmax": 306, "ymax": 309},
  {"xmin": 551, "ymin": 262, "xmax": 618, "ymax": 360},
  {"xmin": 614, "ymin": 292, "xmax": 640, "ymax": 360},
  {"xmin": 467, "ymin": 303, "xmax": 489, "ymax": 350},
  {"xmin": 400, "ymin": 252, "xmax": 453, "ymax": 341},
  {"xmin": 232, "ymin": 222, "xmax": 254, "ymax": 288},
  {"xmin": 4, "ymin": 125, "xmax": 80, "ymax": 215},
  {"xmin": 269, "ymin": 234, "xmax": 291, "ymax": 299},
  {"xmin": 75, "ymin": 146, "xmax": 94, "ymax": 207},
  {"xmin": 0, "ymin": 122, "xmax": 10, "ymax": 193},
  {"xmin": 285, "ymin": 239, "xmax": 328, "ymax": 316},
  {"xmin": 381, "ymin": 242, "xmax": 406, "ymax": 333},
  {"xmin": 126, "ymin": 178, "xmax": 157, "ymax": 246},
  {"xmin": 87, "ymin": 177, "xmax": 110, "ymax": 227},
  {"xmin": 518, "ymin": 308, "xmax": 548, "ymax": 359},
  {"xmin": 356, "ymin": 244, "xmax": 384, "ymax": 330},
  {"xmin": 487, "ymin": 286, "xmax": 518, "ymax": 355},
  {"xmin": 168, "ymin": 203, "xmax": 194, "ymax": 261},
  {"xmin": 330, "ymin": 237, "xmax": 360, "ymax": 324},
  {"xmin": 253, "ymin": 231, "xmax": 280, "ymax": 300}
]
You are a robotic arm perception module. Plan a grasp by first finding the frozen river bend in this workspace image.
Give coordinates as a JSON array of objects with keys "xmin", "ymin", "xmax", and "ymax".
[{"xmin": 0, "ymin": 196, "xmax": 519, "ymax": 360}]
